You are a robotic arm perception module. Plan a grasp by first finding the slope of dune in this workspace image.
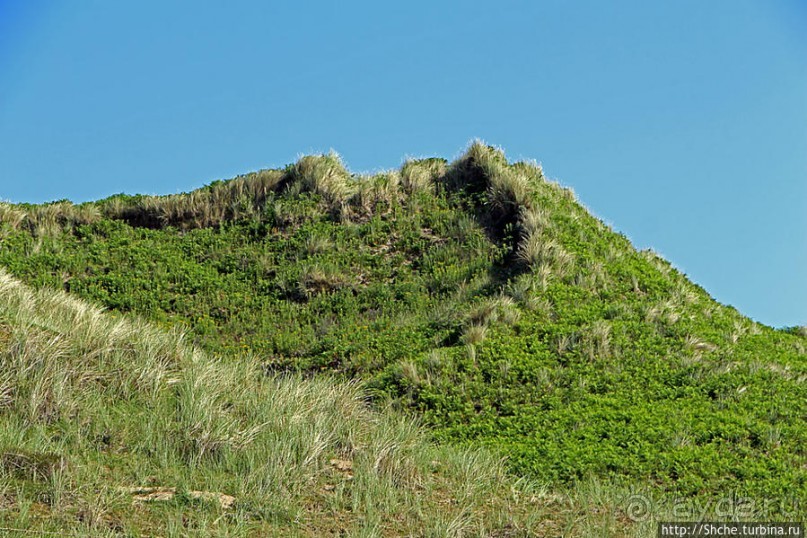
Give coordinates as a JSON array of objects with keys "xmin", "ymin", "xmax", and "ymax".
[{"xmin": 1, "ymin": 142, "xmax": 804, "ymax": 533}]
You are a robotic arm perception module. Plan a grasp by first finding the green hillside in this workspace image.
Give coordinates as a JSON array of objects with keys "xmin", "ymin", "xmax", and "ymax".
[{"xmin": 1, "ymin": 142, "xmax": 805, "ymax": 532}]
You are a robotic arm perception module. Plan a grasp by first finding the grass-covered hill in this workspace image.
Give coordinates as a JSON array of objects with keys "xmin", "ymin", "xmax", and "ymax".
[{"xmin": 1, "ymin": 142, "xmax": 805, "ymax": 531}]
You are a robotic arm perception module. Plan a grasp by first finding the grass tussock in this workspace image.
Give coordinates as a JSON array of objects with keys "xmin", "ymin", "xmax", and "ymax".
[
  {"xmin": 444, "ymin": 140, "xmax": 508, "ymax": 197},
  {"xmin": 289, "ymin": 152, "xmax": 354, "ymax": 205},
  {"xmin": 350, "ymin": 171, "xmax": 401, "ymax": 219},
  {"xmin": 400, "ymin": 158, "xmax": 447, "ymax": 194},
  {"xmin": 0, "ymin": 203, "xmax": 27, "ymax": 230}
]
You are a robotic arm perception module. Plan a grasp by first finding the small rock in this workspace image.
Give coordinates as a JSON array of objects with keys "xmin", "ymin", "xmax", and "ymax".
[
  {"xmin": 329, "ymin": 458, "xmax": 353, "ymax": 472},
  {"xmin": 119, "ymin": 486, "xmax": 235, "ymax": 509}
]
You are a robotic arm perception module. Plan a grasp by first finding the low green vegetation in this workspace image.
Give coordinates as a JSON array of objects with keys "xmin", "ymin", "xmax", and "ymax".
[{"xmin": 1, "ymin": 142, "xmax": 804, "ymax": 534}]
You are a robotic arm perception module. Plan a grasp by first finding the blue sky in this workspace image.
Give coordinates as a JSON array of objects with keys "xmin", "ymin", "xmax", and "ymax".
[{"xmin": 0, "ymin": 1, "xmax": 805, "ymax": 327}]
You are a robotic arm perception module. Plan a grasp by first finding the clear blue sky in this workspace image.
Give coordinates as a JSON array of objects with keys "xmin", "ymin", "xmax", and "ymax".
[{"xmin": 1, "ymin": 1, "xmax": 805, "ymax": 327}]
